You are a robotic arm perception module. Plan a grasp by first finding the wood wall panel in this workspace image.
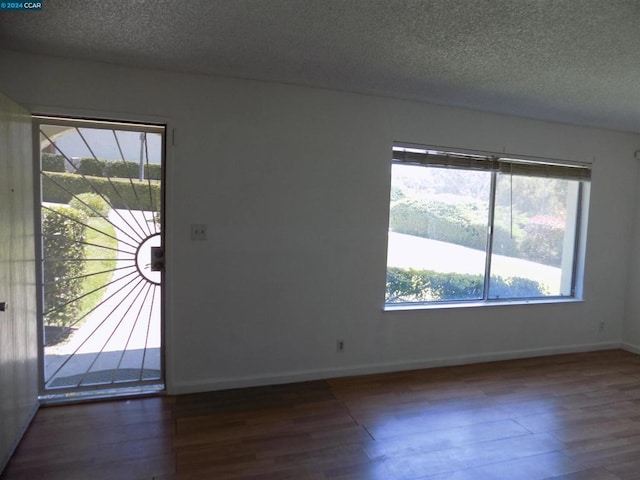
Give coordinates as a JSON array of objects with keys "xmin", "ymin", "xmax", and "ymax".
[{"xmin": 0, "ymin": 92, "xmax": 39, "ymax": 473}]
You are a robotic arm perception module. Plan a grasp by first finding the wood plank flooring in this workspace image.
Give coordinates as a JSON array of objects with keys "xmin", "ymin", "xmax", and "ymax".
[{"xmin": 4, "ymin": 350, "xmax": 640, "ymax": 479}]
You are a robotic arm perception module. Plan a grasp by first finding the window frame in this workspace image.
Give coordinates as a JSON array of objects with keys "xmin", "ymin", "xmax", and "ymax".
[{"xmin": 385, "ymin": 144, "xmax": 591, "ymax": 309}]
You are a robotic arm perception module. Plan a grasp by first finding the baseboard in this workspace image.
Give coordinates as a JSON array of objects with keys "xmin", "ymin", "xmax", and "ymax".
[
  {"xmin": 0, "ymin": 401, "xmax": 39, "ymax": 475},
  {"xmin": 621, "ymin": 342, "xmax": 640, "ymax": 355},
  {"xmin": 169, "ymin": 341, "xmax": 621, "ymax": 395}
]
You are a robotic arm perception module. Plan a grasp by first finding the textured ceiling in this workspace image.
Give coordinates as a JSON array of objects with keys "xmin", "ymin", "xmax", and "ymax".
[{"xmin": 2, "ymin": 0, "xmax": 640, "ymax": 132}]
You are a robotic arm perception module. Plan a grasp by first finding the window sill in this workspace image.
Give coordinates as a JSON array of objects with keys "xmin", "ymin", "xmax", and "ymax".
[{"xmin": 384, "ymin": 297, "xmax": 583, "ymax": 312}]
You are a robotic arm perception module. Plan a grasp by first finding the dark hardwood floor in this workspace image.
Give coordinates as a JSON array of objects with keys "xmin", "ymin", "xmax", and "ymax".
[{"xmin": 4, "ymin": 349, "xmax": 640, "ymax": 479}]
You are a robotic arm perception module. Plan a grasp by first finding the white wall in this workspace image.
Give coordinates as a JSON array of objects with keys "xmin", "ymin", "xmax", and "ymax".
[
  {"xmin": 1, "ymin": 49, "xmax": 639, "ymax": 395},
  {"xmin": 624, "ymin": 168, "xmax": 640, "ymax": 350}
]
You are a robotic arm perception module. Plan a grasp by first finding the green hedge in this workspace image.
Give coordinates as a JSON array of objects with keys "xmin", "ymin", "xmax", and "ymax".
[
  {"xmin": 69, "ymin": 192, "xmax": 111, "ymax": 217},
  {"xmin": 76, "ymin": 157, "xmax": 162, "ymax": 180},
  {"xmin": 386, "ymin": 267, "xmax": 546, "ymax": 303},
  {"xmin": 42, "ymin": 171, "xmax": 160, "ymax": 212},
  {"xmin": 42, "ymin": 206, "xmax": 88, "ymax": 327},
  {"xmin": 519, "ymin": 216, "xmax": 564, "ymax": 267},
  {"xmin": 41, "ymin": 153, "xmax": 66, "ymax": 172},
  {"xmin": 389, "ymin": 198, "xmax": 565, "ymax": 264},
  {"xmin": 488, "ymin": 275, "xmax": 548, "ymax": 299},
  {"xmin": 390, "ymin": 199, "xmax": 490, "ymax": 251},
  {"xmin": 74, "ymin": 158, "xmax": 104, "ymax": 177}
]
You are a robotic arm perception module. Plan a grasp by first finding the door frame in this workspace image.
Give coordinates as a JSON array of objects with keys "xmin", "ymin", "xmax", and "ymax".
[{"xmin": 32, "ymin": 114, "xmax": 168, "ymax": 402}]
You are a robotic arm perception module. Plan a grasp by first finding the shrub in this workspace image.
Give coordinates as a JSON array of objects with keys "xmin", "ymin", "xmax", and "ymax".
[
  {"xmin": 42, "ymin": 205, "xmax": 88, "ymax": 327},
  {"xmin": 75, "ymin": 157, "xmax": 106, "ymax": 177},
  {"xmin": 69, "ymin": 192, "xmax": 111, "ymax": 217},
  {"xmin": 146, "ymin": 163, "xmax": 162, "ymax": 180},
  {"xmin": 488, "ymin": 275, "xmax": 549, "ymax": 298},
  {"xmin": 518, "ymin": 215, "xmax": 565, "ymax": 267},
  {"xmin": 42, "ymin": 171, "xmax": 160, "ymax": 211},
  {"xmin": 389, "ymin": 199, "xmax": 488, "ymax": 251},
  {"xmin": 389, "ymin": 185, "xmax": 405, "ymax": 202},
  {"xmin": 490, "ymin": 225, "xmax": 520, "ymax": 258},
  {"xmin": 390, "ymin": 199, "xmax": 546, "ymax": 260},
  {"xmin": 105, "ymin": 159, "xmax": 139, "ymax": 179},
  {"xmin": 76, "ymin": 157, "xmax": 161, "ymax": 180},
  {"xmin": 386, "ymin": 267, "xmax": 546, "ymax": 303},
  {"xmin": 386, "ymin": 267, "xmax": 482, "ymax": 302},
  {"xmin": 41, "ymin": 153, "xmax": 66, "ymax": 172},
  {"xmin": 108, "ymin": 160, "xmax": 162, "ymax": 181}
]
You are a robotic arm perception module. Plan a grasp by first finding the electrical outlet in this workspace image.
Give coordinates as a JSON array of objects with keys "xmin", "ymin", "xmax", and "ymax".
[
  {"xmin": 336, "ymin": 339, "xmax": 345, "ymax": 353},
  {"xmin": 190, "ymin": 224, "xmax": 207, "ymax": 241},
  {"xmin": 598, "ymin": 321, "xmax": 605, "ymax": 332}
]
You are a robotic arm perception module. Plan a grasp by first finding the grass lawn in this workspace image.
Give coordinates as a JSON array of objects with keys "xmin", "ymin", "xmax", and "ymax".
[{"xmin": 75, "ymin": 216, "xmax": 117, "ymax": 324}]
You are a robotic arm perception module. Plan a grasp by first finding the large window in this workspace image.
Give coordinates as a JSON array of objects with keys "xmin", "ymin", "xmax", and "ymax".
[{"xmin": 385, "ymin": 145, "xmax": 590, "ymax": 306}]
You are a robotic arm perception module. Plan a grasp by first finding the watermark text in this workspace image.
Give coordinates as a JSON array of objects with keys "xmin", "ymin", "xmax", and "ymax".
[{"xmin": 0, "ymin": 2, "xmax": 43, "ymax": 10}]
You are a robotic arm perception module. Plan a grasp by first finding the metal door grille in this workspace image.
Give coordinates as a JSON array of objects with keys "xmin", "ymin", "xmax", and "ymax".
[{"xmin": 34, "ymin": 116, "xmax": 165, "ymax": 399}]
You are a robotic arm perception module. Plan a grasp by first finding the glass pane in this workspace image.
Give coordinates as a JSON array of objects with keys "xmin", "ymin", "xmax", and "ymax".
[
  {"xmin": 489, "ymin": 174, "xmax": 579, "ymax": 299},
  {"xmin": 386, "ymin": 164, "xmax": 491, "ymax": 303}
]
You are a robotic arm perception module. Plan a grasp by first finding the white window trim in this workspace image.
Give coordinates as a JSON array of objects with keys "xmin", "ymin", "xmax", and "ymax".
[{"xmin": 385, "ymin": 144, "xmax": 591, "ymax": 309}]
